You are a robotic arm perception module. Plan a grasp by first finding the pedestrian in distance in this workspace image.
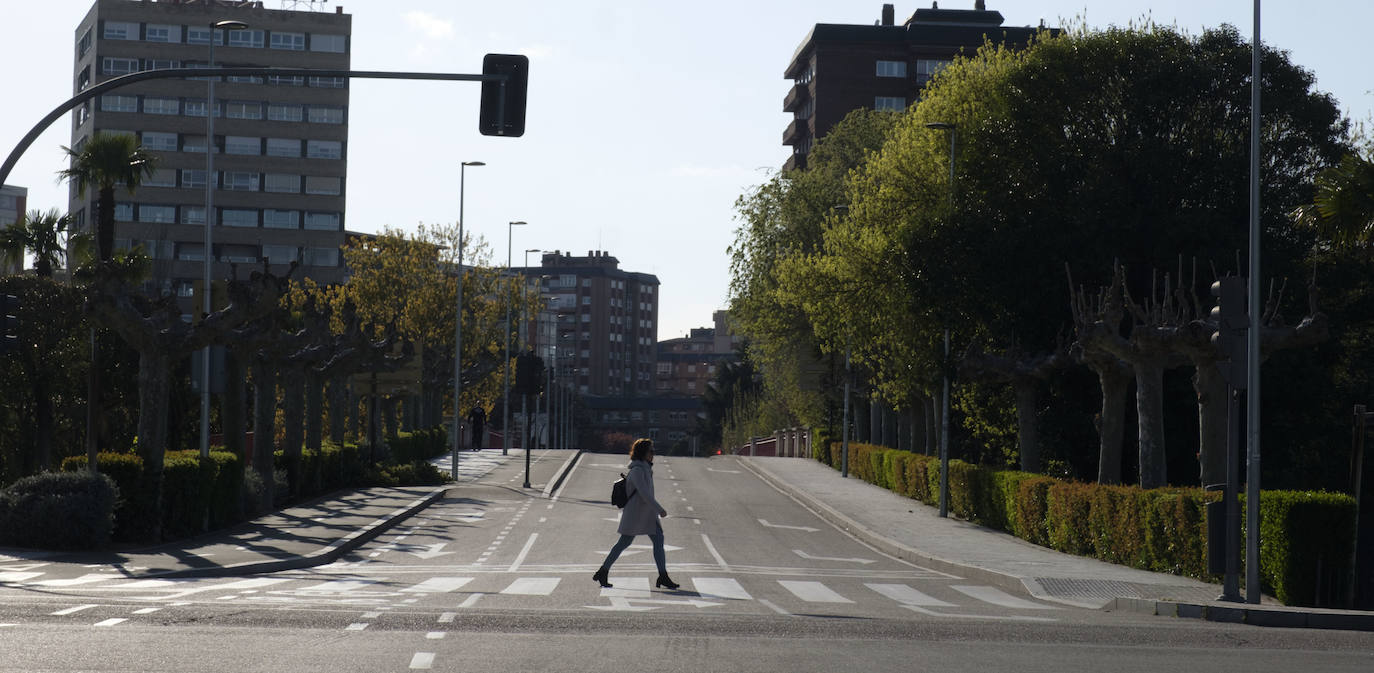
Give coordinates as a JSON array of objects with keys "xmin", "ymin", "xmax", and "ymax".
[{"xmin": 593, "ymin": 438, "xmax": 678, "ymax": 590}]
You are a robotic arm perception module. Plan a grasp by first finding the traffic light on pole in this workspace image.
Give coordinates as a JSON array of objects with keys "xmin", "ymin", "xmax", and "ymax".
[
  {"xmin": 1209, "ymin": 277, "xmax": 1248, "ymax": 388},
  {"xmin": 0, "ymin": 293, "xmax": 19, "ymax": 355},
  {"xmin": 479, "ymin": 53, "xmax": 529, "ymax": 137}
]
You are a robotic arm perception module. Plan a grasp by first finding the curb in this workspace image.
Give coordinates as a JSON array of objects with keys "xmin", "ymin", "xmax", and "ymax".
[
  {"xmin": 541, "ymin": 450, "xmax": 583, "ymax": 498},
  {"xmin": 1111, "ymin": 597, "xmax": 1374, "ymax": 632},
  {"xmin": 147, "ymin": 486, "xmax": 448, "ymax": 579}
]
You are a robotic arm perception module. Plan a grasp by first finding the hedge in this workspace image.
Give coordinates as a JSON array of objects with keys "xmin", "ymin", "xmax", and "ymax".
[
  {"xmin": 820, "ymin": 442, "xmax": 1356, "ymax": 607},
  {"xmin": 0, "ymin": 471, "xmax": 118, "ymax": 550},
  {"xmin": 61, "ymin": 450, "xmax": 242, "ymax": 542}
]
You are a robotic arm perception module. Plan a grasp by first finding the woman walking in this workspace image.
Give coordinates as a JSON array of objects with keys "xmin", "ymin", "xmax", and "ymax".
[{"xmin": 593, "ymin": 438, "xmax": 678, "ymax": 590}]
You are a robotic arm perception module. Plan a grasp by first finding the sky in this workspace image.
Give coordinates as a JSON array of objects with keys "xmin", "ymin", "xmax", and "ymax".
[{"xmin": 1, "ymin": 1, "xmax": 1370, "ymax": 341}]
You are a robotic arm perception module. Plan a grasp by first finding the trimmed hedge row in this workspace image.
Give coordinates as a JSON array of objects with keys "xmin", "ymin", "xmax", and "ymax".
[
  {"xmin": 0, "ymin": 471, "xmax": 118, "ymax": 549},
  {"xmin": 388, "ymin": 427, "xmax": 449, "ymax": 464},
  {"xmin": 61, "ymin": 450, "xmax": 244, "ymax": 542},
  {"xmin": 817, "ymin": 442, "xmax": 1356, "ymax": 607}
]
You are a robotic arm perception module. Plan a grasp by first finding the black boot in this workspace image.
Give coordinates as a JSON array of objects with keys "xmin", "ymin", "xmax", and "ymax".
[
  {"xmin": 593, "ymin": 567, "xmax": 612, "ymax": 588},
  {"xmin": 655, "ymin": 574, "xmax": 679, "ymax": 590}
]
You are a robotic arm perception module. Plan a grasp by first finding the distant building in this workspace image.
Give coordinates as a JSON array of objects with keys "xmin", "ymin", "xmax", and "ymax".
[
  {"xmin": 70, "ymin": 0, "xmax": 352, "ymax": 306},
  {"xmin": 0, "ymin": 185, "xmax": 27, "ymax": 275},
  {"xmin": 655, "ymin": 310, "xmax": 740, "ymax": 397},
  {"xmin": 783, "ymin": 1, "xmax": 1048, "ymax": 169}
]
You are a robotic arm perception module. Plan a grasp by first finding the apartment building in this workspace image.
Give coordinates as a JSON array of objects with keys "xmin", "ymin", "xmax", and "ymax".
[
  {"xmin": 783, "ymin": 1, "xmax": 1046, "ymax": 169},
  {"xmin": 0, "ymin": 185, "xmax": 27, "ymax": 275},
  {"xmin": 69, "ymin": 0, "xmax": 351, "ymax": 304},
  {"xmin": 655, "ymin": 310, "xmax": 740, "ymax": 397}
]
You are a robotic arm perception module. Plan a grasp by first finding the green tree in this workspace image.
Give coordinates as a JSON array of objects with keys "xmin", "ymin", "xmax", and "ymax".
[
  {"xmin": 1296, "ymin": 152, "xmax": 1374, "ymax": 250},
  {"xmin": 57, "ymin": 132, "xmax": 156, "ymax": 263},
  {"xmin": 0, "ymin": 209, "xmax": 88, "ymax": 279}
]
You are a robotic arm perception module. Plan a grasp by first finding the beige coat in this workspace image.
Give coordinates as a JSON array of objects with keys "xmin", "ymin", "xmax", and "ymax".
[{"xmin": 617, "ymin": 459, "xmax": 666, "ymax": 536}]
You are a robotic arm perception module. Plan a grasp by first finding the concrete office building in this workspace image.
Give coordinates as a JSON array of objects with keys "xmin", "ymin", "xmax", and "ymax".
[
  {"xmin": 0, "ymin": 185, "xmax": 27, "ymax": 275},
  {"xmin": 783, "ymin": 1, "xmax": 1046, "ymax": 169},
  {"xmin": 69, "ymin": 0, "xmax": 351, "ymax": 305}
]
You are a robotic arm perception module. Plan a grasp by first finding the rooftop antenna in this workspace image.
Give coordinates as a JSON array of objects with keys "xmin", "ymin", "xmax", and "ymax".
[{"xmin": 281, "ymin": 0, "xmax": 329, "ymax": 10}]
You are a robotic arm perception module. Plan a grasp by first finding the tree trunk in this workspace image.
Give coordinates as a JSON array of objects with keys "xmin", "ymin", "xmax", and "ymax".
[
  {"xmin": 222, "ymin": 350, "xmax": 245, "ymax": 461},
  {"xmin": 96, "ymin": 187, "xmax": 115, "ymax": 262},
  {"xmin": 282, "ymin": 367, "xmax": 304, "ymax": 498},
  {"xmin": 305, "ymin": 370, "xmax": 323, "ymax": 453},
  {"xmin": 33, "ymin": 376, "xmax": 53, "ymax": 472},
  {"xmin": 1094, "ymin": 362, "xmax": 1131, "ymax": 485},
  {"xmin": 925, "ymin": 396, "xmax": 936, "ymax": 456},
  {"xmin": 136, "ymin": 349, "xmax": 172, "ymax": 542},
  {"xmin": 1195, "ymin": 363, "xmax": 1229, "ymax": 487},
  {"xmin": 328, "ymin": 374, "xmax": 348, "ymax": 446},
  {"xmin": 252, "ymin": 357, "xmax": 276, "ymax": 513},
  {"xmin": 383, "ymin": 395, "xmax": 399, "ymax": 439},
  {"xmin": 1134, "ymin": 360, "xmax": 1168, "ymax": 489},
  {"xmin": 1014, "ymin": 379, "xmax": 1040, "ymax": 473}
]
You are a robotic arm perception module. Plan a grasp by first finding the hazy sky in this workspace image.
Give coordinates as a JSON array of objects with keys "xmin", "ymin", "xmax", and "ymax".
[{"xmin": 2, "ymin": 1, "xmax": 1369, "ymax": 340}]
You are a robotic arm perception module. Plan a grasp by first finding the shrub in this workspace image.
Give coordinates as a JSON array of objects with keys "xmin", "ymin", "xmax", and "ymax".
[
  {"xmin": 61, "ymin": 452, "xmax": 145, "ymax": 542},
  {"xmin": 0, "ymin": 471, "xmax": 118, "ymax": 550},
  {"xmin": 1046, "ymin": 481, "xmax": 1094, "ymax": 556},
  {"xmin": 1256, "ymin": 490, "xmax": 1357, "ymax": 606},
  {"xmin": 365, "ymin": 461, "xmax": 451, "ymax": 487}
]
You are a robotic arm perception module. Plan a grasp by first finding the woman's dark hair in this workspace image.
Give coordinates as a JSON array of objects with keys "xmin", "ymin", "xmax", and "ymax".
[{"xmin": 630, "ymin": 438, "xmax": 654, "ymax": 462}]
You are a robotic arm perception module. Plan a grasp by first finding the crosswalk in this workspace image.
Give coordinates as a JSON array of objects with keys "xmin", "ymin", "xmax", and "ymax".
[
  {"xmin": 427, "ymin": 450, "xmax": 507, "ymax": 479},
  {"xmin": 1, "ymin": 570, "xmax": 1060, "ymax": 619}
]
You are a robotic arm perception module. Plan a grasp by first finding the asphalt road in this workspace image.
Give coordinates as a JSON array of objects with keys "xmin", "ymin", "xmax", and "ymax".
[{"xmin": 1, "ymin": 453, "xmax": 1371, "ymax": 672}]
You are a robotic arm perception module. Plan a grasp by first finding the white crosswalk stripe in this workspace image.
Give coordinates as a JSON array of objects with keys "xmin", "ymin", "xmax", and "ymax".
[
  {"xmin": 501, "ymin": 577, "xmax": 561, "ymax": 595},
  {"xmin": 691, "ymin": 577, "xmax": 752, "ymax": 601},
  {"xmin": 778, "ymin": 580, "xmax": 853, "ymax": 603},
  {"xmin": 403, "ymin": 577, "xmax": 474, "ymax": 594},
  {"xmin": 950, "ymin": 585, "xmax": 1060, "ymax": 610},
  {"xmin": 865, "ymin": 583, "xmax": 956, "ymax": 607}
]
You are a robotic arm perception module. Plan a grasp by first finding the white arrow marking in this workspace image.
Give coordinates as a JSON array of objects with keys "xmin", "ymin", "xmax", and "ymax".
[
  {"xmin": 408, "ymin": 543, "xmax": 454, "ymax": 560},
  {"xmin": 758, "ymin": 519, "xmax": 819, "ymax": 533},
  {"xmin": 706, "ymin": 468, "xmax": 741, "ymax": 474},
  {"xmin": 793, "ymin": 549, "xmax": 875, "ymax": 564},
  {"xmin": 593, "ymin": 543, "xmax": 684, "ymax": 558},
  {"xmin": 585, "ymin": 596, "xmax": 723, "ymax": 611}
]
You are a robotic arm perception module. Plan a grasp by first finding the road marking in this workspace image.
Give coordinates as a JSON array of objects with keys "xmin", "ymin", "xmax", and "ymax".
[
  {"xmin": 410, "ymin": 652, "xmax": 435, "ymax": 669},
  {"xmin": 345, "ymin": 623, "xmax": 368, "ymax": 631},
  {"xmin": 508, "ymin": 533, "xmax": 539, "ymax": 572},
  {"xmin": 758, "ymin": 599, "xmax": 792, "ymax": 616},
  {"xmin": 458, "ymin": 593, "xmax": 485, "ymax": 608},
  {"xmin": 35, "ymin": 574, "xmax": 109, "ymax": 587},
  {"xmin": 426, "ymin": 632, "xmax": 445, "ymax": 639},
  {"xmin": 903, "ymin": 604, "xmax": 1058, "ymax": 623},
  {"xmin": 438, "ymin": 612, "xmax": 457, "ymax": 623},
  {"xmin": 866, "ymin": 583, "xmax": 955, "ymax": 607},
  {"xmin": 601, "ymin": 576, "xmax": 651, "ymax": 599},
  {"xmin": 778, "ymin": 581, "xmax": 853, "ymax": 603},
  {"xmin": 951, "ymin": 585, "xmax": 1059, "ymax": 610},
  {"xmin": 706, "ymin": 468, "xmax": 741, "ymax": 474},
  {"xmin": 701, "ymin": 534, "xmax": 729, "ymax": 571},
  {"xmin": 402, "ymin": 577, "xmax": 474, "ymax": 594},
  {"xmin": 501, "ymin": 577, "xmax": 560, "ymax": 596},
  {"xmin": 0, "ymin": 571, "xmax": 44, "ymax": 583},
  {"xmin": 131, "ymin": 608, "xmax": 161, "ymax": 615},
  {"xmin": 406, "ymin": 543, "xmax": 454, "ymax": 560},
  {"xmin": 153, "ymin": 577, "xmax": 289, "ymax": 601},
  {"xmin": 793, "ymin": 549, "xmax": 875, "ymax": 564},
  {"xmin": 52, "ymin": 604, "xmax": 98, "ymax": 616},
  {"xmin": 759, "ymin": 519, "xmax": 819, "ymax": 533},
  {"xmin": 297, "ymin": 579, "xmax": 381, "ymax": 594},
  {"xmin": 587, "ymin": 595, "xmax": 723, "ymax": 611},
  {"xmin": 362, "ymin": 611, "xmax": 382, "ymax": 618},
  {"xmin": 93, "ymin": 618, "xmax": 127, "ymax": 627},
  {"xmin": 692, "ymin": 577, "xmax": 751, "ymax": 600}
]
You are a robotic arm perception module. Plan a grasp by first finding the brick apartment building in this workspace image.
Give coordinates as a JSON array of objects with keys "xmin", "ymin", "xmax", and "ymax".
[
  {"xmin": 70, "ymin": 0, "xmax": 351, "ymax": 306},
  {"xmin": 784, "ymin": 1, "xmax": 1046, "ymax": 169}
]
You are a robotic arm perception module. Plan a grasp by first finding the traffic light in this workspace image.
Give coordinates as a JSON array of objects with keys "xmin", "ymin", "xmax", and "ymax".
[
  {"xmin": 514, "ymin": 350, "xmax": 545, "ymax": 396},
  {"xmin": 0, "ymin": 293, "xmax": 18, "ymax": 355},
  {"xmin": 1209, "ymin": 277, "xmax": 1248, "ymax": 388},
  {"xmin": 479, "ymin": 53, "xmax": 529, "ymax": 137}
]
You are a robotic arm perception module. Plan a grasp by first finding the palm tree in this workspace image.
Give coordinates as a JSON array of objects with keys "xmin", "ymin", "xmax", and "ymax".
[
  {"xmin": 0, "ymin": 208, "xmax": 89, "ymax": 278},
  {"xmin": 58, "ymin": 131, "xmax": 157, "ymax": 262},
  {"xmin": 1296, "ymin": 153, "xmax": 1374, "ymax": 251}
]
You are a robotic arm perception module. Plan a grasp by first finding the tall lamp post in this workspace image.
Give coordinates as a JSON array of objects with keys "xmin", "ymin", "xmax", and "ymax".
[
  {"xmin": 502, "ymin": 221, "xmax": 528, "ymax": 456},
  {"xmin": 926, "ymin": 121, "xmax": 956, "ymax": 518},
  {"xmin": 452, "ymin": 160, "xmax": 485, "ymax": 480},
  {"xmin": 200, "ymin": 19, "xmax": 248, "ymax": 460}
]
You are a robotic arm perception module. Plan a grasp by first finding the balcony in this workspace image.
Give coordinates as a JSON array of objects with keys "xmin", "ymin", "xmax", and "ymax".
[
  {"xmin": 783, "ymin": 118, "xmax": 807, "ymax": 146},
  {"xmin": 783, "ymin": 85, "xmax": 807, "ymax": 113}
]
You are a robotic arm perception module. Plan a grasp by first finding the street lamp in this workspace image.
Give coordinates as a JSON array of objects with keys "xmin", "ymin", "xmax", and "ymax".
[
  {"xmin": 925, "ymin": 121, "xmax": 956, "ymax": 519},
  {"xmin": 452, "ymin": 160, "xmax": 485, "ymax": 480},
  {"xmin": 502, "ymin": 220, "xmax": 528, "ymax": 456},
  {"xmin": 200, "ymin": 19, "xmax": 248, "ymax": 459}
]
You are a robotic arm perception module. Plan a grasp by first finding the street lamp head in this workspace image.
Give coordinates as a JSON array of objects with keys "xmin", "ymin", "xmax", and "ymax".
[
  {"xmin": 215, "ymin": 20, "xmax": 250, "ymax": 31},
  {"xmin": 510, "ymin": 221, "xmax": 527, "ymax": 226},
  {"xmin": 925, "ymin": 122, "xmax": 955, "ymax": 131},
  {"xmin": 526, "ymin": 248, "xmax": 541, "ymax": 253},
  {"xmin": 462, "ymin": 161, "xmax": 486, "ymax": 167}
]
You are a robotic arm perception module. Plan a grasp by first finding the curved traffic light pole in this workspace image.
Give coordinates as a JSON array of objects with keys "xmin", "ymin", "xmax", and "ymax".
[{"xmin": 0, "ymin": 66, "xmax": 509, "ymax": 188}]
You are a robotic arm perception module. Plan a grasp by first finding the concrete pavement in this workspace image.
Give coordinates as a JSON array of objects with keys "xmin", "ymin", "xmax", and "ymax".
[{"xmin": 737, "ymin": 455, "xmax": 1374, "ymax": 631}]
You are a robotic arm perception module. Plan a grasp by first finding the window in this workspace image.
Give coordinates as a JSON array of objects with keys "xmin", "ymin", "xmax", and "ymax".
[
  {"xmin": 916, "ymin": 58, "xmax": 951, "ymax": 82},
  {"xmin": 178, "ymin": 244, "xmax": 205, "ymax": 262},
  {"xmin": 264, "ymin": 174, "xmax": 299, "ymax": 193},
  {"xmin": 143, "ymin": 168, "xmax": 177, "ymax": 188},
  {"xmin": 268, "ymin": 104, "xmax": 303, "ymax": 122},
  {"xmin": 308, "ymin": 76, "xmax": 347, "ymax": 89},
  {"xmin": 114, "ymin": 203, "xmax": 133, "ymax": 221},
  {"xmin": 103, "ymin": 21, "xmax": 139, "ymax": 41},
  {"xmin": 181, "ymin": 169, "xmax": 207, "ymax": 189},
  {"xmin": 186, "ymin": 27, "xmax": 213, "ymax": 45},
  {"xmin": 102, "ymin": 58, "xmax": 140, "ymax": 76},
  {"xmin": 146, "ymin": 58, "xmax": 179, "ymax": 71},
  {"xmin": 142, "ymin": 97, "xmax": 179, "ymax": 115},
  {"xmin": 311, "ymin": 34, "xmax": 347, "ymax": 53},
  {"xmin": 138, "ymin": 205, "xmax": 176, "ymax": 223},
  {"xmin": 307, "ymin": 106, "xmax": 344, "ymax": 124},
  {"xmin": 101, "ymin": 95, "xmax": 137, "ymax": 112},
  {"xmin": 224, "ymin": 101, "xmax": 262, "ymax": 119},
  {"xmin": 876, "ymin": 60, "xmax": 907, "ymax": 77},
  {"xmin": 227, "ymin": 29, "xmax": 264, "ymax": 48},
  {"xmin": 262, "ymin": 244, "xmax": 297, "ymax": 263},
  {"xmin": 183, "ymin": 100, "xmax": 221, "ymax": 118},
  {"xmin": 74, "ymin": 104, "xmax": 89, "ymax": 127},
  {"xmin": 874, "ymin": 96, "xmax": 905, "ymax": 111},
  {"xmin": 226, "ymin": 74, "xmax": 263, "ymax": 84},
  {"xmin": 306, "ymin": 140, "xmax": 342, "ymax": 159},
  {"xmin": 181, "ymin": 135, "xmax": 212, "ymax": 153},
  {"xmin": 270, "ymin": 32, "xmax": 305, "ymax": 50},
  {"xmin": 181, "ymin": 206, "xmax": 206, "ymax": 225},
  {"xmin": 220, "ymin": 244, "xmax": 259, "ymax": 263},
  {"xmin": 304, "ymin": 175, "xmax": 341, "ymax": 195},
  {"xmin": 656, "ymin": 362, "xmax": 671, "ymax": 375},
  {"xmin": 304, "ymin": 212, "xmax": 340, "ymax": 231},
  {"xmin": 302, "ymin": 247, "xmax": 339, "ymax": 266},
  {"xmin": 77, "ymin": 66, "xmax": 90, "ymax": 92},
  {"xmin": 142, "ymin": 240, "xmax": 174, "ymax": 260},
  {"xmin": 145, "ymin": 24, "xmax": 180, "ymax": 43},
  {"xmin": 263, "ymin": 210, "xmax": 299, "ymax": 229},
  {"xmin": 267, "ymin": 74, "xmax": 305, "ymax": 87},
  {"xmin": 223, "ymin": 172, "xmax": 259, "ymax": 192},
  {"xmin": 224, "ymin": 136, "xmax": 260, "ymax": 155},
  {"xmin": 78, "ymin": 28, "xmax": 92, "ymax": 57},
  {"xmin": 266, "ymin": 138, "xmax": 301, "ymax": 157},
  {"xmin": 222, "ymin": 209, "xmax": 257, "ymax": 228}
]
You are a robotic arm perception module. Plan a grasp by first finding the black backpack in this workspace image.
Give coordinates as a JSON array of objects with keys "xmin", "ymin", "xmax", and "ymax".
[{"xmin": 611, "ymin": 473, "xmax": 629, "ymax": 508}]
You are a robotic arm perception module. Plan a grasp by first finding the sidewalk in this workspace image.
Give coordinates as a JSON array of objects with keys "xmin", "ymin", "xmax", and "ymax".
[
  {"xmin": 737, "ymin": 455, "xmax": 1374, "ymax": 632},
  {"xmin": 0, "ymin": 449, "xmax": 581, "ymax": 582}
]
